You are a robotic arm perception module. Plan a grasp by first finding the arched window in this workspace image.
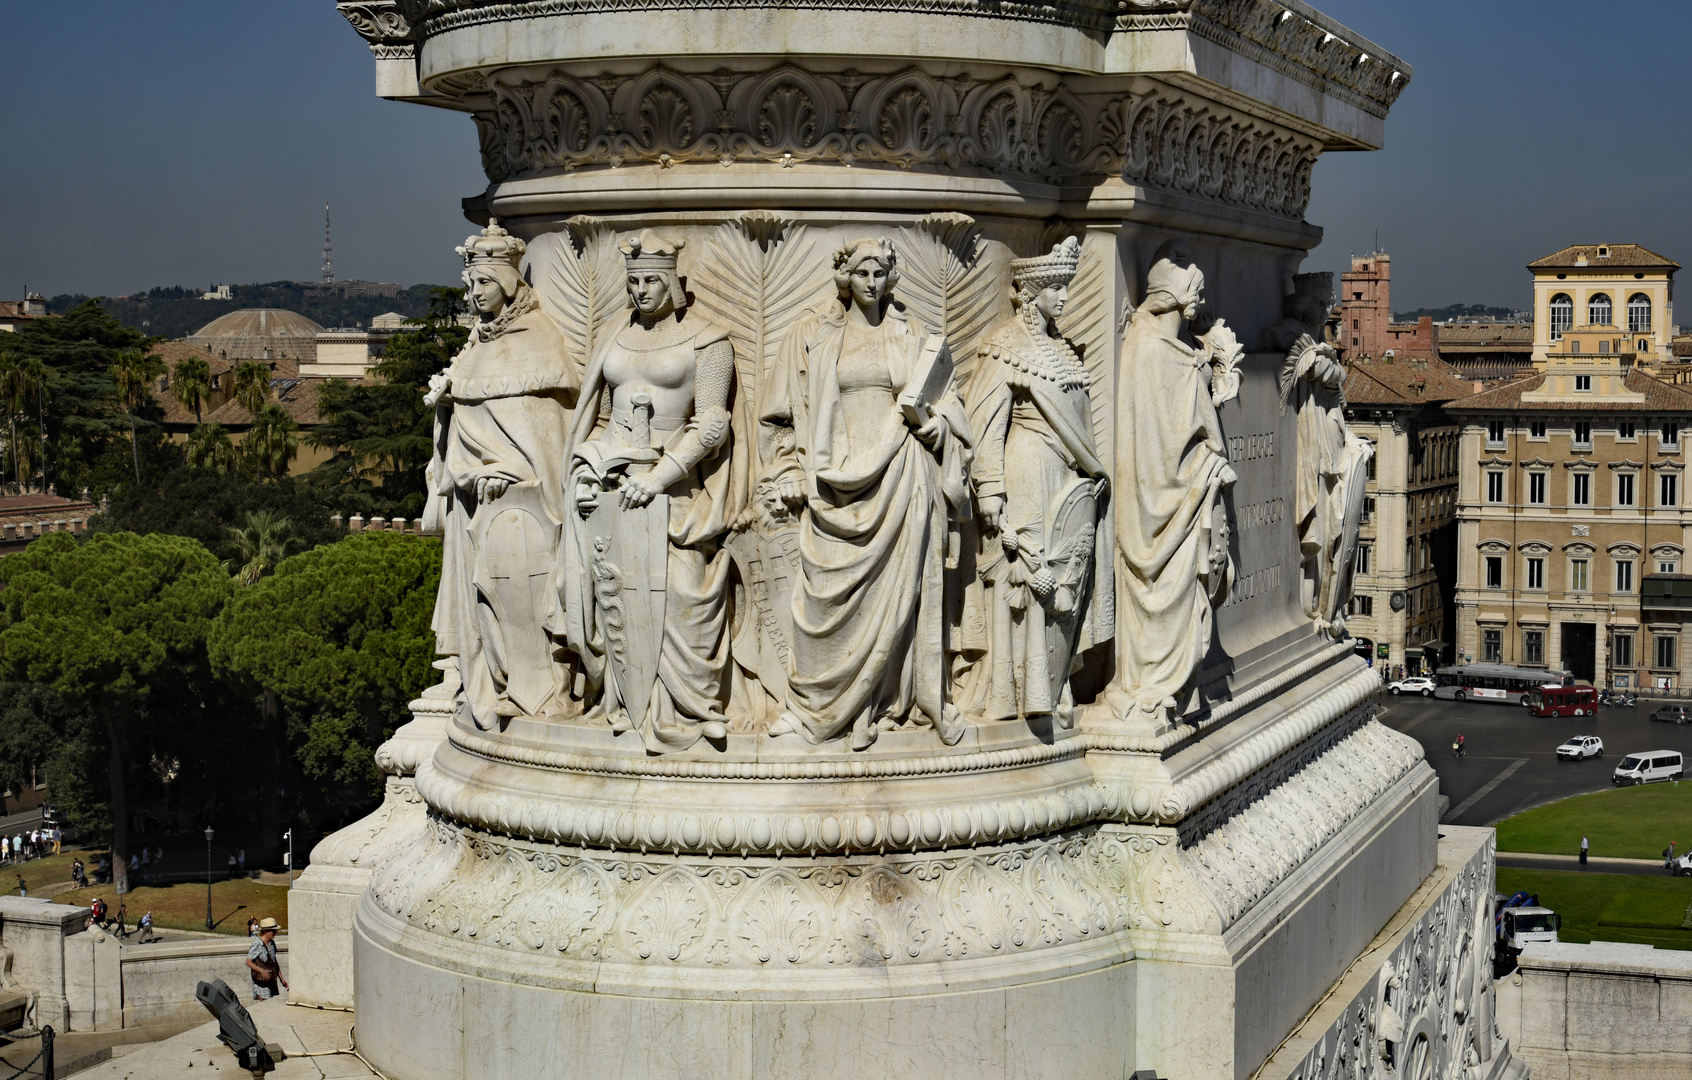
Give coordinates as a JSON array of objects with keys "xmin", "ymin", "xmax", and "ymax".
[
  {"xmin": 1628, "ymin": 292, "xmax": 1652, "ymax": 333},
  {"xmin": 1588, "ymin": 293, "xmax": 1612, "ymax": 326},
  {"xmin": 1549, "ymin": 293, "xmax": 1573, "ymax": 339}
]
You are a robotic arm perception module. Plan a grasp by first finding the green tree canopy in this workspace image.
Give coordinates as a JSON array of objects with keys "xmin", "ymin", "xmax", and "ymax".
[
  {"xmin": 172, "ymin": 354, "xmax": 213, "ymax": 423},
  {"xmin": 93, "ymin": 466, "xmax": 340, "ymax": 567},
  {"xmin": 0, "ymin": 532, "xmax": 233, "ymax": 893},
  {"xmin": 209, "ymin": 531, "xmax": 441, "ymax": 795}
]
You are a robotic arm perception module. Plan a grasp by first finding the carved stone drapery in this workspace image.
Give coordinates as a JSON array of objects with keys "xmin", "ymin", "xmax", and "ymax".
[{"xmin": 469, "ymin": 65, "xmax": 1323, "ymax": 220}]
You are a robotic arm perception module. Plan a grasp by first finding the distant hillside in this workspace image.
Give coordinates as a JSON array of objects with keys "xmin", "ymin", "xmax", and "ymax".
[
  {"xmin": 45, "ymin": 282, "xmax": 454, "ymax": 339},
  {"xmin": 1392, "ymin": 303, "xmax": 1524, "ymax": 323}
]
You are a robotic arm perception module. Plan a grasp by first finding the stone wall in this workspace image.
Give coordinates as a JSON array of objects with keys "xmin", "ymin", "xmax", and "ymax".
[{"xmin": 1497, "ymin": 939, "xmax": 1692, "ymax": 1079}]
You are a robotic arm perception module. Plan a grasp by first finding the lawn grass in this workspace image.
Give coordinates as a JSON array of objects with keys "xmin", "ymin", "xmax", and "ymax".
[
  {"xmin": 1496, "ymin": 867, "xmax": 1692, "ymax": 950},
  {"xmin": 1493, "ymin": 780, "xmax": 1692, "ymax": 860},
  {"xmin": 1, "ymin": 847, "xmax": 104, "ymax": 894},
  {"xmin": 50, "ymin": 878, "xmax": 289, "ymax": 935}
]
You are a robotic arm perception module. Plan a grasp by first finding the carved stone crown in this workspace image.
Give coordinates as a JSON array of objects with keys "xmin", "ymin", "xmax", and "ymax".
[
  {"xmin": 620, "ymin": 228, "xmax": 684, "ymax": 271},
  {"xmin": 1293, "ymin": 271, "xmax": 1333, "ymax": 298},
  {"xmin": 457, "ymin": 220, "xmax": 526, "ymax": 269},
  {"xmin": 1010, "ymin": 236, "xmax": 1082, "ymax": 289}
]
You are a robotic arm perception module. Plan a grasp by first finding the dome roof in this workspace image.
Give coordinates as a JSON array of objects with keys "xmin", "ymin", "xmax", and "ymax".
[{"xmin": 186, "ymin": 308, "xmax": 324, "ymax": 362}]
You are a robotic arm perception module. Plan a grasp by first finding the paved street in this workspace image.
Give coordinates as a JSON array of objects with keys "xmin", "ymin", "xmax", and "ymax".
[{"xmin": 1374, "ymin": 690, "xmax": 1692, "ymax": 829}]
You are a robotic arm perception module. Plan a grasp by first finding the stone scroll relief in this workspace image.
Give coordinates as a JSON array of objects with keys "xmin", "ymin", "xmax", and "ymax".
[
  {"xmin": 367, "ymin": 814, "xmax": 1219, "ymax": 974},
  {"xmin": 1277, "ymin": 845, "xmax": 1510, "ymax": 1080},
  {"xmin": 466, "ymin": 64, "xmax": 1323, "ymax": 218},
  {"xmin": 339, "ymin": 0, "xmax": 1408, "ymax": 122}
]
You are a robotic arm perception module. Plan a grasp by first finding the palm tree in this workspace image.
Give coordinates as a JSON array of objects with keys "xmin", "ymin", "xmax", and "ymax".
[
  {"xmin": 225, "ymin": 510, "xmax": 296, "ymax": 586},
  {"xmin": 110, "ymin": 349, "xmax": 164, "ymax": 482},
  {"xmin": 172, "ymin": 355, "xmax": 213, "ymax": 423},
  {"xmin": 231, "ymin": 360, "xmax": 271, "ymax": 418},
  {"xmin": 245, "ymin": 403, "xmax": 299, "ymax": 478},
  {"xmin": 186, "ymin": 422, "xmax": 236, "ymax": 474}
]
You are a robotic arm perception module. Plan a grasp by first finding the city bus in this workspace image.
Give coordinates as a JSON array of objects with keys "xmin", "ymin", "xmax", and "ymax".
[
  {"xmin": 1525, "ymin": 684, "xmax": 1599, "ymax": 717},
  {"xmin": 1433, "ymin": 663, "xmax": 1566, "ymax": 704}
]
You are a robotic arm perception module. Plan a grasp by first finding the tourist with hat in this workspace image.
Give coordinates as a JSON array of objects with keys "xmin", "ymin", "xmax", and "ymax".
[{"xmin": 246, "ymin": 917, "xmax": 287, "ymax": 1000}]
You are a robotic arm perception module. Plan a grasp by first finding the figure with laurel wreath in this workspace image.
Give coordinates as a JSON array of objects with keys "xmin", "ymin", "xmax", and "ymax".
[
  {"xmin": 961, "ymin": 237, "xmax": 1113, "ymax": 727},
  {"xmin": 555, "ymin": 230, "xmax": 748, "ymax": 753},
  {"xmin": 423, "ymin": 220, "xmax": 580, "ymax": 730},
  {"xmin": 758, "ymin": 237, "xmax": 974, "ymax": 750}
]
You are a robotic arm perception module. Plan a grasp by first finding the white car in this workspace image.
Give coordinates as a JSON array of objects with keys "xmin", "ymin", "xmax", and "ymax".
[
  {"xmin": 1388, "ymin": 676, "xmax": 1436, "ymax": 697},
  {"xmin": 1555, "ymin": 736, "xmax": 1603, "ymax": 760}
]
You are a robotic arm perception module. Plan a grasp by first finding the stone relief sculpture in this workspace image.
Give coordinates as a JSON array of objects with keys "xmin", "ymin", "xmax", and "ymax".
[
  {"xmin": 1108, "ymin": 240, "xmax": 1243, "ymax": 727},
  {"xmin": 961, "ymin": 237, "xmax": 1112, "ymax": 727},
  {"xmin": 556, "ymin": 230, "xmax": 747, "ymax": 752},
  {"xmin": 760, "ymin": 238, "xmax": 974, "ymax": 749},
  {"xmin": 423, "ymin": 221, "xmax": 579, "ymax": 730},
  {"xmin": 1267, "ymin": 272, "xmax": 1372, "ymax": 636}
]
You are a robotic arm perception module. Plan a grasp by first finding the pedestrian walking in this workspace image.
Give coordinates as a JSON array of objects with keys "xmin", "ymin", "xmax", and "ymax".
[
  {"xmin": 1665, "ymin": 841, "xmax": 1678, "ymax": 871},
  {"xmin": 227, "ymin": 853, "xmax": 238, "ymax": 880},
  {"xmin": 137, "ymin": 911, "xmax": 158, "ymax": 944},
  {"xmin": 238, "ymin": 849, "xmax": 246, "ymax": 875},
  {"xmin": 247, "ymin": 917, "xmax": 259, "ymax": 937},
  {"xmin": 114, "ymin": 901, "xmax": 129, "ymax": 938},
  {"xmin": 2, "ymin": 836, "xmax": 9, "ymax": 864},
  {"xmin": 51, "ymin": 826, "xmax": 61, "ymax": 855},
  {"xmin": 14, "ymin": 875, "xmax": 24, "ymax": 898},
  {"xmin": 1580, "ymin": 835, "xmax": 1589, "ymax": 865},
  {"xmin": 246, "ymin": 918, "xmax": 288, "ymax": 1001}
]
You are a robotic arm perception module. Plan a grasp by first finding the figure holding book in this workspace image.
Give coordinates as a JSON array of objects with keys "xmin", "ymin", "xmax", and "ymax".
[
  {"xmin": 962, "ymin": 237, "xmax": 1112, "ymax": 726},
  {"xmin": 759, "ymin": 237, "xmax": 974, "ymax": 749}
]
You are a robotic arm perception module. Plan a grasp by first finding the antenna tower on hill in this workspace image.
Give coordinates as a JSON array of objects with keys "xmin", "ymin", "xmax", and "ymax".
[{"xmin": 321, "ymin": 202, "xmax": 335, "ymax": 285}]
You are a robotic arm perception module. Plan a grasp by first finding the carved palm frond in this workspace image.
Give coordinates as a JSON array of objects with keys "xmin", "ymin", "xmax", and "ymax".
[
  {"xmin": 894, "ymin": 213, "xmax": 1004, "ymax": 395},
  {"xmin": 691, "ymin": 213, "xmax": 830, "ymax": 398},
  {"xmin": 1058, "ymin": 238, "xmax": 1114, "ymax": 448},
  {"xmin": 526, "ymin": 216, "xmax": 625, "ymax": 376}
]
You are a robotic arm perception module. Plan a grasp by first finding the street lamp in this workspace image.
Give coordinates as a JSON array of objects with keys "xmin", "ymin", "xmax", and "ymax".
[{"xmin": 204, "ymin": 826, "xmax": 215, "ymax": 931}]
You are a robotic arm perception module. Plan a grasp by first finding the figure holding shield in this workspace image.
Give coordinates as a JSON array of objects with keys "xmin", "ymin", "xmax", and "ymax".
[{"xmin": 559, "ymin": 230, "xmax": 745, "ymax": 752}]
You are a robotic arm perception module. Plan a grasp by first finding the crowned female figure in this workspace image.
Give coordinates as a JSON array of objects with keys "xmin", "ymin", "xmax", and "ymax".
[
  {"xmin": 423, "ymin": 220, "xmax": 580, "ymax": 730},
  {"xmin": 760, "ymin": 238, "xmax": 973, "ymax": 750},
  {"xmin": 558, "ymin": 230, "xmax": 745, "ymax": 753},
  {"xmin": 962, "ymin": 237, "xmax": 1112, "ymax": 726},
  {"xmin": 1110, "ymin": 240, "xmax": 1240, "ymax": 728}
]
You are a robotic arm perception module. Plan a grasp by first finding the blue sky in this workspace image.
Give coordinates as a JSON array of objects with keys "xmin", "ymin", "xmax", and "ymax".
[{"xmin": 2, "ymin": 1, "xmax": 1688, "ymax": 313}]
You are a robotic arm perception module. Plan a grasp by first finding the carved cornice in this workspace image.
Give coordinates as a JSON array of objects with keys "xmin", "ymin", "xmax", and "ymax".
[
  {"xmin": 470, "ymin": 64, "xmax": 1320, "ymax": 218},
  {"xmin": 1179, "ymin": 719, "xmax": 1424, "ymax": 928},
  {"xmin": 365, "ymin": 817, "xmax": 1218, "ymax": 982},
  {"xmin": 395, "ymin": 0, "xmax": 1407, "ymax": 119}
]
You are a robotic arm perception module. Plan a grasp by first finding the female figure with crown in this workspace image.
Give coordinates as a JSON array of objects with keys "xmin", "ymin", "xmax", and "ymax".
[
  {"xmin": 759, "ymin": 237, "xmax": 973, "ymax": 750},
  {"xmin": 962, "ymin": 237, "xmax": 1112, "ymax": 727},
  {"xmin": 423, "ymin": 221, "xmax": 580, "ymax": 730},
  {"xmin": 558, "ymin": 230, "xmax": 745, "ymax": 753}
]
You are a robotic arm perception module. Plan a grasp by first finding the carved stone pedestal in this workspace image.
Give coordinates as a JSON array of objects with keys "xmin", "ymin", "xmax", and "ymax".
[{"xmin": 319, "ymin": 4, "xmax": 1525, "ymax": 1078}]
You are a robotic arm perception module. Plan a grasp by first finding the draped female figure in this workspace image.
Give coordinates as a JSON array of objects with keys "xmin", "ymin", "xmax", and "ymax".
[{"xmin": 760, "ymin": 238, "xmax": 973, "ymax": 750}]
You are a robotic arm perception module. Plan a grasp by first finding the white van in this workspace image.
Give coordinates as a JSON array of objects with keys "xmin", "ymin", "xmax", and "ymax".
[{"xmin": 1612, "ymin": 750, "xmax": 1685, "ymax": 786}]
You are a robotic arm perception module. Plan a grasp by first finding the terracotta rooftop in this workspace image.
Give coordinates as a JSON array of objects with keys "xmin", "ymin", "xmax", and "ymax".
[
  {"xmin": 150, "ymin": 340, "xmax": 229, "ymax": 376},
  {"xmin": 1528, "ymin": 244, "xmax": 1679, "ymax": 271},
  {"xmin": 0, "ymin": 302, "xmax": 41, "ymax": 323},
  {"xmin": 1344, "ymin": 358, "xmax": 1475, "ymax": 406},
  {"xmin": 1435, "ymin": 323, "xmax": 1533, "ymax": 348},
  {"xmin": 1446, "ymin": 368, "xmax": 1692, "ymax": 412},
  {"xmin": 200, "ymin": 377, "xmax": 325, "ymax": 428}
]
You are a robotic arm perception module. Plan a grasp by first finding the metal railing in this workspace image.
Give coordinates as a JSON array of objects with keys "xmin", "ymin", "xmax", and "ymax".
[{"xmin": 1, "ymin": 1026, "xmax": 53, "ymax": 1080}]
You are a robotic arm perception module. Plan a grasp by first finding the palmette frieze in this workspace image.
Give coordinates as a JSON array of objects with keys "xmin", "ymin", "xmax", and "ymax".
[
  {"xmin": 469, "ymin": 64, "xmax": 1321, "ymax": 218},
  {"xmin": 365, "ymin": 815, "xmax": 1219, "ymax": 976}
]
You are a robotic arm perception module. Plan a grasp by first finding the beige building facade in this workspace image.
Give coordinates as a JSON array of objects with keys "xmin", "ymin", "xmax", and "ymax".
[
  {"xmin": 1343, "ymin": 359, "xmax": 1473, "ymax": 675},
  {"xmin": 1529, "ymin": 243, "xmax": 1678, "ymax": 367},
  {"xmin": 1450, "ymin": 359, "xmax": 1692, "ymax": 689}
]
